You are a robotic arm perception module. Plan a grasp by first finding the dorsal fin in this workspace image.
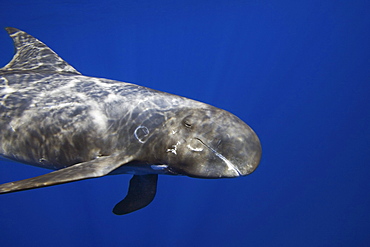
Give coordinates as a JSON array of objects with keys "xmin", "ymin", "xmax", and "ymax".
[{"xmin": 1, "ymin": 27, "xmax": 81, "ymax": 74}]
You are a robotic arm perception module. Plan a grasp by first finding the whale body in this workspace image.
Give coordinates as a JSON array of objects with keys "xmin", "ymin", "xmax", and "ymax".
[{"xmin": 0, "ymin": 27, "xmax": 261, "ymax": 214}]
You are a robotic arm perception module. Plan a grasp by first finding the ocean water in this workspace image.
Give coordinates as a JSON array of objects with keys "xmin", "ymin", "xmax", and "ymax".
[{"xmin": 0, "ymin": 1, "xmax": 369, "ymax": 246}]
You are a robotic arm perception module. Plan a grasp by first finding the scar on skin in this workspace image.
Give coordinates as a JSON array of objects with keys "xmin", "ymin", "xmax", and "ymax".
[{"xmin": 134, "ymin": 125, "xmax": 150, "ymax": 143}]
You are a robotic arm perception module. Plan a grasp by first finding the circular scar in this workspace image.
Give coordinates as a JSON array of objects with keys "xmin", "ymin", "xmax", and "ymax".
[{"xmin": 134, "ymin": 126, "xmax": 150, "ymax": 143}]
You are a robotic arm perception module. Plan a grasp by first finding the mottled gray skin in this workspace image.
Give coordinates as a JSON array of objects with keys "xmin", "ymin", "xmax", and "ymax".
[{"xmin": 0, "ymin": 28, "xmax": 261, "ymax": 214}]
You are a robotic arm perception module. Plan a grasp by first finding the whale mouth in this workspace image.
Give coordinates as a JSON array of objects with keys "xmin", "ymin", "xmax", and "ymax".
[{"xmin": 195, "ymin": 138, "xmax": 242, "ymax": 177}]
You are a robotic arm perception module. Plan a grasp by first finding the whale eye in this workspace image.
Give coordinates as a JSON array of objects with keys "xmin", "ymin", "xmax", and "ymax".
[
  {"xmin": 182, "ymin": 117, "xmax": 193, "ymax": 129},
  {"xmin": 183, "ymin": 120, "xmax": 192, "ymax": 128}
]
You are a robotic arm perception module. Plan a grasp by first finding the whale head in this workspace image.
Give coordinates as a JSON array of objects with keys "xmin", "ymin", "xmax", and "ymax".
[{"xmin": 146, "ymin": 107, "xmax": 262, "ymax": 178}]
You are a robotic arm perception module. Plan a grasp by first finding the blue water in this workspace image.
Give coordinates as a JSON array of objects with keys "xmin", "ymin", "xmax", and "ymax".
[{"xmin": 0, "ymin": 1, "xmax": 369, "ymax": 246}]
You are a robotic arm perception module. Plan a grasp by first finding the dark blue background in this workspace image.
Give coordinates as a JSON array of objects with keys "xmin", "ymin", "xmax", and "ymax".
[{"xmin": 1, "ymin": 1, "xmax": 369, "ymax": 246}]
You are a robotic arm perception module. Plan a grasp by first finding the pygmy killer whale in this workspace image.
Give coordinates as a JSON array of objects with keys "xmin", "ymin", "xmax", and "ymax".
[{"xmin": 0, "ymin": 27, "xmax": 261, "ymax": 215}]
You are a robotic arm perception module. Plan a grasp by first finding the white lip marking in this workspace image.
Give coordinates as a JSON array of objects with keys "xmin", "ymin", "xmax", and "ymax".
[
  {"xmin": 212, "ymin": 150, "xmax": 241, "ymax": 176},
  {"xmin": 196, "ymin": 138, "xmax": 241, "ymax": 176}
]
